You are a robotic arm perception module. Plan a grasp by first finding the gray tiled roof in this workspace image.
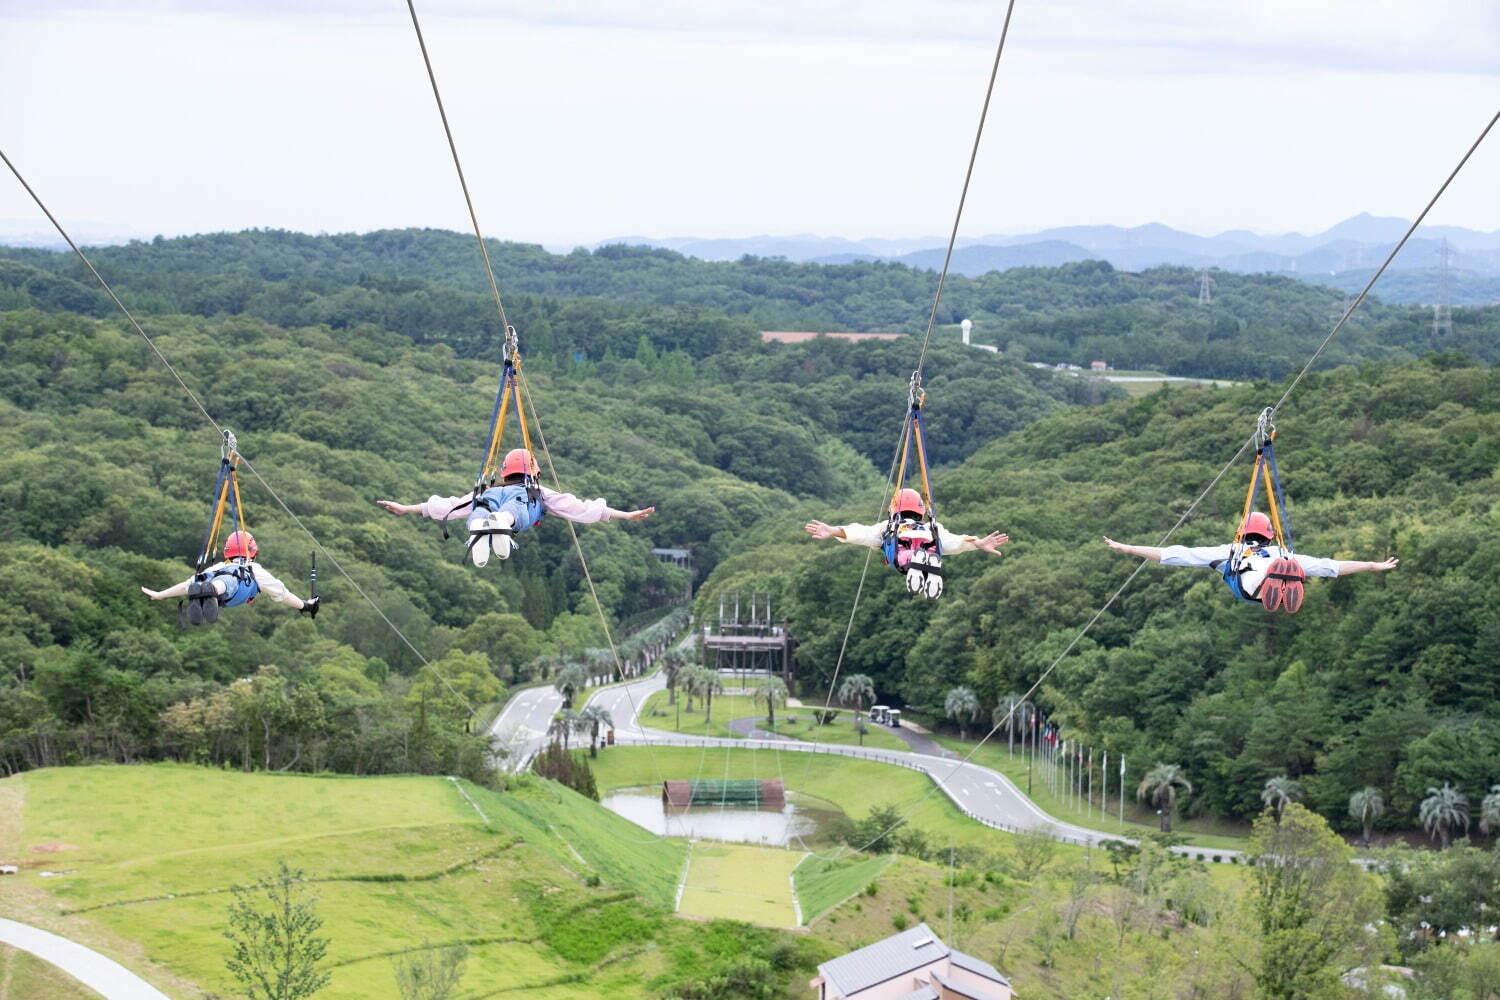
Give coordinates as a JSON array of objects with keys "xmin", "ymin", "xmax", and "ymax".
[
  {"xmin": 817, "ymin": 923, "xmax": 948, "ymax": 996},
  {"xmin": 951, "ymin": 949, "xmax": 1011, "ymax": 986}
]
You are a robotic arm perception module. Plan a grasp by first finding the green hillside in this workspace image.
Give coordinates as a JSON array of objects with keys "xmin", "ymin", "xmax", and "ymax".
[{"xmin": 2, "ymin": 765, "xmax": 828, "ymax": 999}]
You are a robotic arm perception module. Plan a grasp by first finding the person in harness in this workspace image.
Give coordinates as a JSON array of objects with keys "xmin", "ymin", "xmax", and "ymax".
[
  {"xmin": 1102, "ymin": 512, "xmax": 1398, "ymax": 608},
  {"xmin": 804, "ymin": 488, "xmax": 1008, "ymax": 598},
  {"xmin": 140, "ymin": 530, "xmax": 319, "ymax": 624},
  {"xmin": 376, "ymin": 448, "xmax": 655, "ymax": 566}
]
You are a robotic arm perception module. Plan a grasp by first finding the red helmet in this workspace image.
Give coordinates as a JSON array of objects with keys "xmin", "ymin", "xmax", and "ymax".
[
  {"xmin": 501, "ymin": 448, "xmax": 538, "ymax": 478},
  {"xmin": 890, "ymin": 488, "xmax": 926, "ymax": 516},
  {"xmin": 224, "ymin": 530, "xmax": 258, "ymax": 559},
  {"xmin": 1240, "ymin": 511, "xmax": 1274, "ymax": 541}
]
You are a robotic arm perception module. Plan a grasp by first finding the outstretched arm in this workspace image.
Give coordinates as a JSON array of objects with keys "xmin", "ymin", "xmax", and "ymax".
[
  {"xmin": 541, "ymin": 488, "xmax": 653, "ymax": 524},
  {"xmin": 1103, "ymin": 536, "xmax": 1165, "ymax": 562},
  {"xmin": 807, "ymin": 521, "xmax": 884, "ymax": 549},
  {"xmin": 936, "ymin": 524, "xmax": 1008, "ymax": 555},
  {"xmin": 1333, "ymin": 556, "xmax": 1399, "ymax": 576},
  {"xmin": 141, "ymin": 576, "xmax": 194, "ymax": 600}
]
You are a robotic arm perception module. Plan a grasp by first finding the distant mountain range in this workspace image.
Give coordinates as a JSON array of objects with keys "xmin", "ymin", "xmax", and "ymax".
[{"xmin": 600, "ymin": 215, "xmax": 1500, "ymax": 306}]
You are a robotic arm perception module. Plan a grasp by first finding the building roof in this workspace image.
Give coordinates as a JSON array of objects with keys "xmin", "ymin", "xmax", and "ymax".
[
  {"xmin": 950, "ymin": 949, "xmax": 1011, "ymax": 986},
  {"xmin": 817, "ymin": 923, "xmax": 948, "ymax": 996},
  {"xmin": 761, "ymin": 331, "xmax": 904, "ymax": 344},
  {"xmin": 931, "ymin": 971, "xmax": 1007, "ymax": 1000}
]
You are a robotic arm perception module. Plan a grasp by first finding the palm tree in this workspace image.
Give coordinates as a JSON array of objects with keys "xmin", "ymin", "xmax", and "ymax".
[
  {"xmin": 1480, "ymin": 785, "xmax": 1500, "ymax": 837},
  {"xmin": 700, "ymin": 669, "xmax": 724, "ymax": 725},
  {"xmin": 1348, "ymin": 786, "xmax": 1385, "ymax": 844},
  {"xmin": 663, "ymin": 650, "xmax": 686, "ymax": 706},
  {"xmin": 1348, "ymin": 787, "xmax": 1385, "ymax": 845},
  {"xmin": 551, "ymin": 663, "xmax": 588, "ymax": 709},
  {"xmin": 1137, "ymin": 764, "xmax": 1192, "ymax": 833},
  {"xmin": 576, "ymin": 705, "xmax": 614, "ymax": 758},
  {"xmin": 1261, "ymin": 775, "xmax": 1303, "ymax": 822},
  {"xmin": 994, "ymin": 695, "xmax": 1029, "ymax": 757},
  {"xmin": 1420, "ymin": 783, "xmax": 1470, "ymax": 848},
  {"xmin": 945, "ymin": 686, "xmax": 980, "ymax": 741},
  {"xmin": 838, "ymin": 674, "xmax": 876, "ymax": 718},
  {"xmin": 550, "ymin": 708, "xmax": 581, "ymax": 750},
  {"xmin": 753, "ymin": 677, "xmax": 789, "ymax": 729}
]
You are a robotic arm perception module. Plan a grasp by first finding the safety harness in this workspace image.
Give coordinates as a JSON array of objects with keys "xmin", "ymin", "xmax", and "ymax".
[
  {"xmin": 183, "ymin": 430, "xmax": 258, "ymax": 625},
  {"xmin": 1222, "ymin": 408, "xmax": 1305, "ymax": 614},
  {"xmin": 883, "ymin": 373, "xmax": 945, "ymax": 599},
  {"xmin": 447, "ymin": 326, "xmax": 544, "ymax": 563}
]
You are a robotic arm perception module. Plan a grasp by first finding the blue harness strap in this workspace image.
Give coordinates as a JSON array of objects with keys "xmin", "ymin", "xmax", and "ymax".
[{"xmin": 209, "ymin": 562, "xmax": 259, "ymax": 607}]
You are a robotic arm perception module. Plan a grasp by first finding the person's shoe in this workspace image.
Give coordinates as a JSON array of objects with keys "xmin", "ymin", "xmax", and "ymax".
[
  {"xmin": 1266, "ymin": 558, "xmax": 1305, "ymax": 615},
  {"xmin": 488, "ymin": 512, "xmax": 516, "ymax": 561},
  {"xmin": 201, "ymin": 589, "xmax": 220, "ymax": 623},
  {"xmin": 186, "ymin": 580, "xmax": 210, "ymax": 626},
  {"xmin": 469, "ymin": 527, "xmax": 490, "ymax": 567}
]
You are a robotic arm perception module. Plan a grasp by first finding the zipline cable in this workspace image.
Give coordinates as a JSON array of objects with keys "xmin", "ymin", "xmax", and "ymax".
[
  {"xmin": 0, "ymin": 146, "xmax": 481, "ymax": 720},
  {"xmin": 839, "ymin": 103, "xmax": 1500, "ymax": 853},
  {"xmin": 808, "ymin": 0, "xmax": 1019, "ymax": 776},
  {"xmin": 403, "ymin": 0, "xmax": 667, "ymax": 794},
  {"xmin": 914, "ymin": 0, "xmax": 1018, "ymax": 381}
]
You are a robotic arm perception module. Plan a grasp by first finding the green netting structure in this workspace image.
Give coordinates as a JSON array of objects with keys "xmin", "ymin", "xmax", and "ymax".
[{"xmin": 662, "ymin": 779, "xmax": 785, "ymax": 808}]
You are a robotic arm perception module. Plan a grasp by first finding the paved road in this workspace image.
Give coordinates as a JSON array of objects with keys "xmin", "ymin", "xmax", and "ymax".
[
  {"xmin": 0, "ymin": 918, "xmax": 171, "ymax": 999},
  {"xmin": 585, "ymin": 673, "xmax": 1210, "ymax": 852},
  {"xmin": 488, "ymin": 684, "xmax": 565, "ymax": 771}
]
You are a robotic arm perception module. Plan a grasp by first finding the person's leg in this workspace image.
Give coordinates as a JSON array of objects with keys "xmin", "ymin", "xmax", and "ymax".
[{"xmin": 496, "ymin": 487, "xmax": 543, "ymax": 533}]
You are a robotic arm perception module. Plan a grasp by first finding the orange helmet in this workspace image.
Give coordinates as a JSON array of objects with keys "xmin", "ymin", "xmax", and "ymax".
[
  {"xmin": 501, "ymin": 448, "xmax": 538, "ymax": 478},
  {"xmin": 1240, "ymin": 511, "xmax": 1274, "ymax": 541},
  {"xmin": 224, "ymin": 530, "xmax": 258, "ymax": 559},
  {"xmin": 890, "ymin": 488, "xmax": 926, "ymax": 517}
]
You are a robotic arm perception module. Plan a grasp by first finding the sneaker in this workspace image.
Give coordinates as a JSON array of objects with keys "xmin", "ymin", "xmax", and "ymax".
[
  {"xmin": 201, "ymin": 588, "xmax": 220, "ymax": 623},
  {"xmin": 186, "ymin": 580, "xmax": 211, "ymax": 626},
  {"xmin": 469, "ymin": 528, "xmax": 490, "ymax": 567},
  {"xmin": 488, "ymin": 512, "xmax": 516, "ymax": 561}
]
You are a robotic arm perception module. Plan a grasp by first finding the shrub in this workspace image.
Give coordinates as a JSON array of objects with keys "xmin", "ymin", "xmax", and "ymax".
[{"xmin": 892, "ymin": 914, "xmax": 908, "ymax": 931}]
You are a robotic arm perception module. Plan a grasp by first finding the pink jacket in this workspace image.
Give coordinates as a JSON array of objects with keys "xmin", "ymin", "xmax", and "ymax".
[{"xmin": 417, "ymin": 488, "xmax": 629, "ymax": 524}]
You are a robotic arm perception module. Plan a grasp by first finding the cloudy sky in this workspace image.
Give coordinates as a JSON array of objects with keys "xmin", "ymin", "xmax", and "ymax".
[{"xmin": 2, "ymin": 0, "xmax": 1497, "ymax": 245}]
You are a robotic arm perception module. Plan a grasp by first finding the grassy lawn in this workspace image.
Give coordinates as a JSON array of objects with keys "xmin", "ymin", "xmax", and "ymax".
[
  {"xmin": 0, "ymin": 945, "xmax": 101, "ymax": 999},
  {"xmin": 926, "ymin": 736, "xmax": 1250, "ymax": 851},
  {"xmin": 640, "ymin": 691, "xmax": 910, "ymax": 752},
  {"xmin": 677, "ymin": 843, "xmax": 803, "ymax": 927},
  {"xmin": 7, "ymin": 763, "xmax": 837, "ymax": 1000},
  {"xmin": 792, "ymin": 851, "xmax": 894, "ymax": 925}
]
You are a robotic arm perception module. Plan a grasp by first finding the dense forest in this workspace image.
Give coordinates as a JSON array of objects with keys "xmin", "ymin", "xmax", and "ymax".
[
  {"xmin": 0, "ymin": 235, "xmax": 1103, "ymax": 779},
  {"xmin": 703, "ymin": 356, "xmax": 1500, "ymax": 833},
  {"xmin": 5, "ymin": 229, "xmax": 1499, "ymax": 380},
  {"xmin": 3, "ymin": 231, "xmax": 1496, "ymax": 843}
]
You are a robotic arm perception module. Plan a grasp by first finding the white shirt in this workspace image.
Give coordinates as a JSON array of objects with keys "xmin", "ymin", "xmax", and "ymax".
[
  {"xmin": 1160, "ymin": 544, "xmax": 1340, "ymax": 597},
  {"xmin": 836, "ymin": 520, "xmax": 981, "ymax": 554}
]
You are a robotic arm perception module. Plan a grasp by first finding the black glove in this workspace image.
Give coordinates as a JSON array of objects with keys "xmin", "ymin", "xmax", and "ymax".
[{"xmin": 300, "ymin": 596, "xmax": 321, "ymax": 618}]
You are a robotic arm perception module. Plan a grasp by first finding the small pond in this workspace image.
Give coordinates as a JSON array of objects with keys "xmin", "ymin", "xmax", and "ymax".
[{"xmin": 601, "ymin": 786, "xmax": 845, "ymax": 847}]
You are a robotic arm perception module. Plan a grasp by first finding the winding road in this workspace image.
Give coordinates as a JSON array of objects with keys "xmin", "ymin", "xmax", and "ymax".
[{"xmin": 588, "ymin": 671, "xmax": 1140, "ymax": 850}]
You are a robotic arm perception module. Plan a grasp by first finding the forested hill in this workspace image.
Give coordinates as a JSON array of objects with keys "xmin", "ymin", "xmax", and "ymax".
[
  {"xmin": 5, "ymin": 229, "xmax": 1499, "ymax": 380},
  {"xmin": 0, "ymin": 239, "xmax": 1099, "ymax": 775},
  {"xmin": 702, "ymin": 356, "xmax": 1500, "ymax": 834}
]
